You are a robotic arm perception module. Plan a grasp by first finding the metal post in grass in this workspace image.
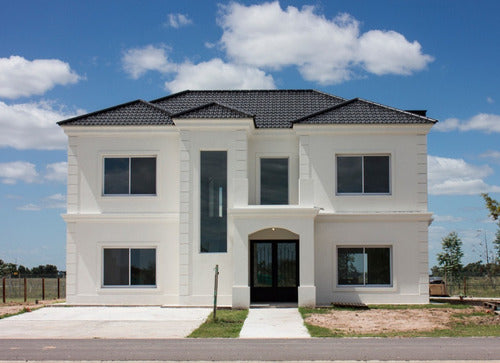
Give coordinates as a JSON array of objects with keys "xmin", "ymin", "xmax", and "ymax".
[
  {"xmin": 213, "ymin": 264, "xmax": 219, "ymax": 321},
  {"xmin": 24, "ymin": 277, "xmax": 27, "ymax": 302},
  {"xmin": 463, "ymin": 276, "xmax": 467, "ymax": 297},
  {"xmin": 2, "ymin": 277, "xmax": 5, "ymax": 303},
  {"xmin": 42, "ymin": 278, "xmax": 45, "ymax": 300},
  {"xmin": 57, "ymin": 278, "xmax": 60, "ymax": 299}
]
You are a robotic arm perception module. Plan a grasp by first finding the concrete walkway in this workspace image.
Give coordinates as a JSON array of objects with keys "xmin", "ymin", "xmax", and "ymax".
[{"xmin": 239, "ymin": 308, "xmax": 310, "ymax": 338}]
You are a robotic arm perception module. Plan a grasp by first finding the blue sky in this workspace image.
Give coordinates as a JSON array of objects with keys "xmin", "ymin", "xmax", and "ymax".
[{"xmin": 1, "ymin": 0, "xmax": 499, "ymax": 270}]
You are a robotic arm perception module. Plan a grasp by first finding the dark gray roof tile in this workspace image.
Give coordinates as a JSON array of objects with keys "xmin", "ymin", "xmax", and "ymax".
[
  {"xmin": 172, "ymin": 102, "xmax": 254, "ymax": 119},
  {"xmin": 294, "ymin": 98, "xmax": 437, "ymax": 125},
  {"xmin": 151, "ymin": 90, "xmax": 345, "ymax": 128},
  {"xmin": 57, "ymin": 100, "xmax": 174, "ymax": 126}
]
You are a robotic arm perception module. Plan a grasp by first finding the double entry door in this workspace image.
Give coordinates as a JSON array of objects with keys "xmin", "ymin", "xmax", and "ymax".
[{"xmin": 250, "ymin": 240, "xmax": 299, "ymax": 303}]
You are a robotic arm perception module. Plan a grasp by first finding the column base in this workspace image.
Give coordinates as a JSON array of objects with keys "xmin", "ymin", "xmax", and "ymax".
[
  {"xmin": 232, "ymin": 285, "xmax": 250, "ymax": 309},
  {"xmin": 298, "ymin": 285, "xmax": 316, "ymax": 307}
]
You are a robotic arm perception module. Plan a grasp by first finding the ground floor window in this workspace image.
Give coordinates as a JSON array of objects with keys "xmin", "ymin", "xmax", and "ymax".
[
  {"xmin": 103, "ymin": 248, "xmax": 156, "ymax": 286},
  {"xmin": 337, "ymin": 247, "xmax": 391, "ymax": 286}
]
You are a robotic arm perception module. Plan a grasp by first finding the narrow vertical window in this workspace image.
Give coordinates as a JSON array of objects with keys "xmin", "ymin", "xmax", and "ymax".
[
  {"xmin": 200, "ymin": 151, "xmax": 227, "ymax": 253},
  {"xmin": 260, "ymin": 158, "xmax": 289, "ymax": 204}
]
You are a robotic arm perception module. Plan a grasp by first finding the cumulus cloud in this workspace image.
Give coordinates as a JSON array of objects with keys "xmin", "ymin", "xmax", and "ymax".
[
  {"xmin": 122, "ymin": 45, "xmax": 176, "ymax": 79},
  {"xmin": 434, "ymin": 113, "xmax": 500, "ymax": 133},
  {"xmin": 0, "ymin": 56, "xmax": 81, "ymax": 99},
  {"xmin": 44, "ymin": 162, "xmax": 67, "ymax": 183},
  {"xmin": 165, "ymin": 13, "xmax": 192, "ymax": 28},
  {"xmin": 428, "ymin": 155, "xmax": 500, "ymax": 195},
  {"xmin": 0, "ymin": 101, "xmax": 82, "ymax": 150},
  {"xmin": 164, "ymin": 58, "xmax": 275, "ymax": 92},
  {"xmin": 0, "ymin": 161, "xmax": 39, "ymax": 184},
  {"xmin": 218, "ymin": 2, "xmax": 433, "ymax": 84}
]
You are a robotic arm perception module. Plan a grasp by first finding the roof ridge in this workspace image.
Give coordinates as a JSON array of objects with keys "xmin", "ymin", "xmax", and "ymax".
[
  {"xmin": 292, "ymin": 98, "xmax": 359, "ymax": 123},
  {"xmin": 171, "ymin": 101, "xmax": 254, "ymax": 118}
]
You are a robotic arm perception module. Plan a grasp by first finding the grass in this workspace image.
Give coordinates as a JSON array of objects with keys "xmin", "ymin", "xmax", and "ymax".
[
  {"xmin": 299, "ymin": 304, "xmax": 500, "ymax": 338},
  {"xmin": 189, "ymin": 309, "xmax": 249, "ymax": 338}
]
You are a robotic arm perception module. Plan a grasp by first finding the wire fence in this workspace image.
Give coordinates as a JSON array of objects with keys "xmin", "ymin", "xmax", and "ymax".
[
  {"xmin": 440, "ymin": 276, "xmax": 500, "ymax": 298},
  {"xmin": 1, "ymin": 277, "xmax": 66, "ymax": 303}
]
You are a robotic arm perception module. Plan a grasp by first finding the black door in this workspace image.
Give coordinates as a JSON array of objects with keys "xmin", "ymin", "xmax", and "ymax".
[{"xmin": 250, "ymin": 240, "xmax": 299, "ymax": 302}]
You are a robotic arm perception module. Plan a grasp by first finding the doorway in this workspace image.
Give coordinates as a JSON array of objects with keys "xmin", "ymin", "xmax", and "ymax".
[{"xmin": 250, "ymin": 240, "xmax": 299, "ymax": 302}]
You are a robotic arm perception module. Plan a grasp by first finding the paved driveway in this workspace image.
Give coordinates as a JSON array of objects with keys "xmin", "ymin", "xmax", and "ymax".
[{"xmin": 0, "ymin": 307, "xmax": 211, "ymax": 339}]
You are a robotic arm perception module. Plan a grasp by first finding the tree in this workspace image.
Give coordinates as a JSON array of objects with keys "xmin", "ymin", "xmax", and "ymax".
[
  {"xmin": 437, "ymin": 232, "xmax": 464, "ymax": 283},
  {"xmin": 482, "ymin": 193, "xmax": 500, "ymax": 262}
]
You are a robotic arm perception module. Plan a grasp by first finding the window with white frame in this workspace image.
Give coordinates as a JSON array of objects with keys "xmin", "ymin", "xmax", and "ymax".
[
  {"xmin": 337, "ymin": 247, "xmax": 391, "ymax": 286},
  {"xmin": 104, "ymin": 157, "xmax": 156, "ymax": 195},
  {"xmin": 336, "ymin": 155, "xmax": 390, "ymax": 194},
  {"xmin": 103, "ymin": 248, "xmax": 156, "ymax": 286}
]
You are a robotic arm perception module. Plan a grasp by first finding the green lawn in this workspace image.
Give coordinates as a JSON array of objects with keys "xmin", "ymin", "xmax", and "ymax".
[
  {"xmin": 299, "ymin": 305, "xmax": 500, "ymax": 338},
  {"xmin": 189, "ymin": 309, "xmax": 249, "ymax": 338}
]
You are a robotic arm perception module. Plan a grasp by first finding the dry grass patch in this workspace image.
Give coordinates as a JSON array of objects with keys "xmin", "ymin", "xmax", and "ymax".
[{"xmin": 302, "ymin": 305, "xmax": 500, "ymax": 337}]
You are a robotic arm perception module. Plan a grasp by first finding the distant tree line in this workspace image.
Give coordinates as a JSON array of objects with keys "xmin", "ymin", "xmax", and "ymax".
[{"xmin": 0, "ymin": 259, "xmax": 61, "ymax": 277}]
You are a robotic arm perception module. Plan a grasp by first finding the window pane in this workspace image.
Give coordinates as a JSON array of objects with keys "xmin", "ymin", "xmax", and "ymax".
[
  {"xmin": 366, "ymin": 248, "xmax": 391, "ymax": 285},
  {"xmin": 104, "ymin": 158, "xmax": 129, "ymax": 194},
  {"xmin": 131, "ymin": 249, "xmax": 156, "ymax": 285},
  {"xmin": 261, "ymin": 158, "xmax": 288, "ymax": 204},
  {"xmin": 253, "ymin": 243, "xmax": 272, "ymax": 287},
  {"xmin": 337, "ymin": 157, "xmax": 362, "ymax": 193},
  {"xmin": 200, "ymin": 151, "xmax": 227, "ymax": 252},
  {"xmin": 364, "ymin": 156, "xmax": 390, "ymax": 193},
  {"xmin": 338, "ymin": 248, "xmax": 364, "ymax": 285},
  {"xmin": 103, "ymin": 249, "xmax": 129, "ymax": 285},
  {"xmin": 277, "ymin": 242, "xmax": 297, "ymax": 287},
  {"xmin": 131, "ymin": 157, "xmax": 156, "ymax": 194}
]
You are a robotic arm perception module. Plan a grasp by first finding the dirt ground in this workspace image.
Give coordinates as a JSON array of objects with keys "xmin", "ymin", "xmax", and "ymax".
[
  {"xmin": 305, "ymin": 307, "xmax": 499, "ymax": 334},
  {"xmin": 0, "ymin": 300, "xmax": 62, "ymax": 318}
]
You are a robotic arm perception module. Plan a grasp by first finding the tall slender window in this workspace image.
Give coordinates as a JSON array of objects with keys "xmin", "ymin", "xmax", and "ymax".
[
  {"xmin": 260, "ymin": 158, "xmax": 288, "ymax": 204},
  {"xmin": 200, "ymin": 151, "xmax": 227, "ymax": 253}
]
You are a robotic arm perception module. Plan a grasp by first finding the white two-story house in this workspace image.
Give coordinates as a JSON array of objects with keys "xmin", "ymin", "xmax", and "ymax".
[{"xmin": 58, "ymin": 90, "xmax": 436, "ymax": 307}]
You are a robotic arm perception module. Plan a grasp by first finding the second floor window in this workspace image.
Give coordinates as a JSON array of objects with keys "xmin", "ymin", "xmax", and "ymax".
[
  {"xmin": 336, "ymin": 155, "xmax": 390, "ymax": 194},
  {"xmin": 104, "ymin": 157, "xmax": 156, "ymax": 195},
  {"xmin": 260, "ymin": 158, "xmax": 289, "ymax": 205}
]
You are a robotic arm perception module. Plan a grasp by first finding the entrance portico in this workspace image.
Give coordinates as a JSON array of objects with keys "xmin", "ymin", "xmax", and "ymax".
[{"xmin": 229, "ymin": 206, "xmax": 318, "ymax": 308}]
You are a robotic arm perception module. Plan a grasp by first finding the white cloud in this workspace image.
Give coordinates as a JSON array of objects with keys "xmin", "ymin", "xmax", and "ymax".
[
  {"xmin": 0, "ymin": 101, "xmax": 82, "ymax": 150},
  {"xmin": 122, "ymin": 45, "xmax": 176, "ymax": 79},
  {"xmin": 487, "ymin": 97, "xmax": 494, "ymax": 104},
  {"xmin": 432, "ymin": 215, "xmax": 463, "ymax": 223},
  {"xmin": 17, "ymin": 203, "xmax": 41, "ymax": 211},
  {"xmin": 44, "ymin": 162, "xmax": 67, "ymax": 183},
  {"xmin": 480, "ymin": 150, "xmax": 500, "ymax": 161},
  {"xmin": 164, "ymin": 58, "xmax": 275, "ymax": 93},
  {"xmin": 0, "ymin": 56, "xmax": 81, "ymax": 99},
  {"xmin": 44, "ymin": 193, "xmax": 66, "ymax": 209},
  {"xmin": 165, "ymin": 13, "xmax": 192, "ymax": 28},
  {"xmin": 428, "ymin": 155, "xmax": 500, "ymax": 195},
  {"xmin": 218, "ymin": 2, "xmax": 433, "ymax": 84},
  {"xmin": 0, "ymin": 161, "xmax": 38, "ymax": 184},
  {"xmin": 434, "ymin": 113, "xmax": 500, "ymax": 133}
]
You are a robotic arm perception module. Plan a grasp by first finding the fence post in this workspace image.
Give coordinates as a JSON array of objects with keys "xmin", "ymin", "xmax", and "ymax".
[
  {"xmin": 57, "ymin": 278, "xmax": 60, "ymax": 299},
  {"xmin": 213, "ymin": 265, "xmax": 219, "ymax": 321},
  {"xmin": 24, "ymin": 277, "xmax": 27, "ymax": 302},
  {"xmin": 42, "ymin": 278, "xmax": 45, "ymax": 301},
  {"xmin": 463, "ymin": 276, "xmax": 467, "ymax": 297},
  {"xmin": 2, "ymin": 277, "xmax": 5, "ymax": 303}
]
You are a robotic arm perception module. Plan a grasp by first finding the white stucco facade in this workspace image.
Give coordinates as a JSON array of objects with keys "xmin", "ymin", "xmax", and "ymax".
[{"xmin": 60, "ymin": 92, "xmax": 434, "ymax": 307}]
